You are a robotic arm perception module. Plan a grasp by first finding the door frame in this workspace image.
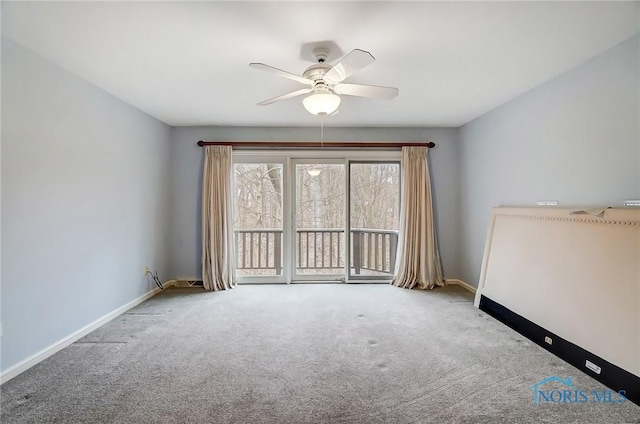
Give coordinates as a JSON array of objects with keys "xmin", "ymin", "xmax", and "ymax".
[
  {"xmin": 233, "ymin": 149, "xmax": 402, "ymax": 284},
  {"xmin": 347, "ymin": 160, "xmax": 402, "ymax": 282},
  {"xmin": 232, "ymin": 154, "xmax": 291, "ymax": 284},
  {"xmin": 290, "ymin": 158, "xmax": 348, "ymax": 282}
]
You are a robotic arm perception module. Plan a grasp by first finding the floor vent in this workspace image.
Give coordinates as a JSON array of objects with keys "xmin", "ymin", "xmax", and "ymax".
[{"xmin": 173, "ymin": 279, "xmax": 204, "ymax": 288}]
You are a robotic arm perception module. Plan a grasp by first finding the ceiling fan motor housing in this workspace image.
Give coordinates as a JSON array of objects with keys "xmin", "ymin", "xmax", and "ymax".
[
  {"xmin": 303, "ymin": 64, "xmax": 331, "ymax": 82},
  {"xmin": 302, "ymin": 63, "xmax": 335, "ymax": 94},
  {"xmin": 302, "ymin": 47, "xmax": 334, "ymax": 91}
]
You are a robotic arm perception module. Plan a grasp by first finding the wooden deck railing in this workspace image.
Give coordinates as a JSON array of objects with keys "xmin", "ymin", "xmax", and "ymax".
[
  {"xmin": 235, "ymin": 229, "xmax": 282, "ymax": 274},
  {"xmin": 234, "ymin": 228, "xmax": 398, "ymax": 275},
  {"xmin": 297, "ymin": 228, "xmax": 345, "ymax": 271},
  {"xmin": 351, "ymin": 228, "xmax": 398, "ymax": 275}
]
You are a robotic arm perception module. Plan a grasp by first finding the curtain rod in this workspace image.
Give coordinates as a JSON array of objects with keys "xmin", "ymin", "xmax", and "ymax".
[{"xmin": 196, "ymin": 141, "xmax": 435, "ymax": 149}]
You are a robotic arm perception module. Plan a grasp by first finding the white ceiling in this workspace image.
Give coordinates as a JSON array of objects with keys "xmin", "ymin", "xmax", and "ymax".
[{"xmin": 2, "ymin": 1, "xmax": 638, "ymax": 127}]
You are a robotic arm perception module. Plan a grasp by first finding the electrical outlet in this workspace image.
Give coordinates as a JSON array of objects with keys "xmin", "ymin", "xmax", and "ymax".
[
  {"xmin": 544, "ymin": 336, "xmax": 553, "ymax": 345},
  {"xmin": 144, "ymin": 266, "xmax": 149, "ymax": 276},
  {"xmin": 585, "ymin": 360, "xmax": 601, "ymax": 374}
]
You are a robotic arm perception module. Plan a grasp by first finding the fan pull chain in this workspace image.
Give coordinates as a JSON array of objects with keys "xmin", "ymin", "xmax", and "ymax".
[{"xmin": 321, "ymin": 116, "xmax": 324, "ymax": 149}]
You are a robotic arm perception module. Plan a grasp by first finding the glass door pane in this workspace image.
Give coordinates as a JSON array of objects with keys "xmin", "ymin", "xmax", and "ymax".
[
  {"xmin": 293, "ymin": 162, "xmax": 346, "ymax": 280},
  {"xmin": 349, "ymin": 162, "xmax": 400, "ymax": 280},
  {"xmin": 233, "ymin": 162, "xmax": 284, "ymax": 281}
]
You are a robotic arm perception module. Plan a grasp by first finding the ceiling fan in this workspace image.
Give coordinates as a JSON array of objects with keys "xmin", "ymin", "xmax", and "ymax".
[{"xmin": 250, "ymin": 47, "xmax": 398, "ymax": 116}]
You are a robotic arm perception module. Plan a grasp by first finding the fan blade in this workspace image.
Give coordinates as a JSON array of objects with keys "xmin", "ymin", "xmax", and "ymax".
[
  {"xmin": 333, "ymin": 83, "xmax": 398, "ymax": 99},
  {"xmin": 257, "ymin": 88, "xmax": 313, "ymax": 106},
  {"xmin": 323, "ymin": 49, "xmax": 375, "ymax": 84},
  {"xmin": 249, "ymin": 63, "xmax": 312, "ymax": 85}
]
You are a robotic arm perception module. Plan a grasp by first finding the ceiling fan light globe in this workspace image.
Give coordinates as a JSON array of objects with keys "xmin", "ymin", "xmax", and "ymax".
[{"xmin": 302, "ymin": 93, "xmax": 341, "ymax": 116}]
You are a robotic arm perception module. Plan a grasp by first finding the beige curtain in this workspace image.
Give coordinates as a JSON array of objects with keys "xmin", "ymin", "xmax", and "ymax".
[
  {"xmin": 392, "ymin": 146, "xmax": 444, "ymax": 289},
  {"xmin": 202, "ymin": 145, "xmax": 236, "ymax": 291}
]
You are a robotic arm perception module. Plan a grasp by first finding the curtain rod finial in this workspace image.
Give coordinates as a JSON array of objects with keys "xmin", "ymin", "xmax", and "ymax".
[
  {"xmin": 427, "ymin": 142, "xmax": 436, "ymax": 148},
  {"xmin": 197, "ymin": 140, "xmax": 205, "ymax": 147}
]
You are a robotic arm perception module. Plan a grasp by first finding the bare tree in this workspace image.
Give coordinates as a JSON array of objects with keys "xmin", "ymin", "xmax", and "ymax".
[{"xmin": 233, "ymin": 162, "xmax": 399, "ymax": 276}]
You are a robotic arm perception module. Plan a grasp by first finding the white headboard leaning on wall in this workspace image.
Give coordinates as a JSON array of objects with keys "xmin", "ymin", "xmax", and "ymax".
[{"xmin": 474, "ymin": 207, "xmax": 640, "ymax": 405}]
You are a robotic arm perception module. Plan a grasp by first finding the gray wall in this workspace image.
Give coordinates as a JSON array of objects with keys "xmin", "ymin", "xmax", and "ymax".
[
  {"xmin": 168, "ymin": 126, "xmax": 460, "ymax": 280},
  {"xmin": 458, "ymin": 35, "xmax": 640, "ymax": 287},
  {"xmin": 1, "ymin": 39, "xmax": 172, "ymax": 372}
]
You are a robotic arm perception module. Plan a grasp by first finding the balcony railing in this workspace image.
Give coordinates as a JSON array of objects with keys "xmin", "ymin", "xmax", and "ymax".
[
  {"xmin": 352, "ymin": 228, "xmax": 398, "ymax": 275},
  {"xmin": 234, "ymin": 228, "xmax": 398, "ymax": 276},
  {"xmin": 235, "ymin": 229, "xmax": 282, "ymax": 274}
]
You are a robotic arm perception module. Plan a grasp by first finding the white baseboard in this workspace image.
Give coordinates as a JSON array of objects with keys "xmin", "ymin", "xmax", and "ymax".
[
  {"xmin": 1, "ymin": 281, "xmax": 173, "ymax": 385},
  {"xmin": 446, "ymin": 278, "xmax": 477, "ymax": 294}
]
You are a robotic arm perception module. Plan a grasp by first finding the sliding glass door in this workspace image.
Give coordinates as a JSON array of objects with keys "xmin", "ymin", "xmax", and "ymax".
[
  {"xmin": 233, "ymin": 158, "xmax": 288, "ymax": 284},
  {"xmin": 292, "ymin": 160, "xmax": 346, "ymax": 281},
  {"xmin": 349, "ymin": 162, "xmax": 400, "ymax": 281},
  {"xmin": 233, "ymin": 151, "xmax": 401, "ymax": 284}
]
